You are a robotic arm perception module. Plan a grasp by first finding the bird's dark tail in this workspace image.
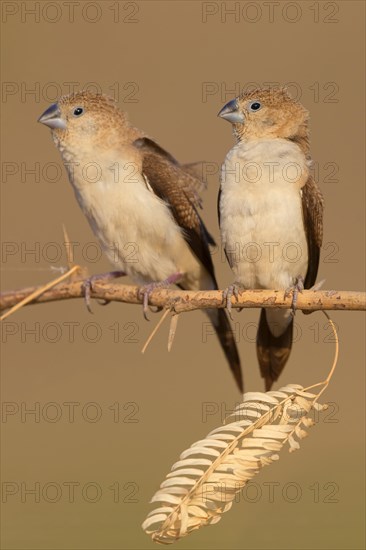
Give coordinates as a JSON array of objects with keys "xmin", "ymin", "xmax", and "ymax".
[
  {"xmin": 206, "ymin": 308, "xmax": 243, "ymax": 393},
  {"xmin": 256, "ymin": 308, "xmax": 293, "ymax": 391}
]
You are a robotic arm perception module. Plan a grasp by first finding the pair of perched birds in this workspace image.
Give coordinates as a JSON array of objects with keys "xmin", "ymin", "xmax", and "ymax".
[{"xmin": 38, "ymin": 88, "xmax": 324, "ymax": 393}]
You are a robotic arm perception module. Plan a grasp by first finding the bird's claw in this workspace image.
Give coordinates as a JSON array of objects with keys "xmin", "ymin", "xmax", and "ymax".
[
  {"xmin": 83, "ymin": 278, "xmax": 94, "ymax": 314},
  {"xmin": 285, "ymin": 276, "xmax": 305, "ymax": 315},
  {"xmin": 138, "ymin": 272, "xmax": 183, "ymax": 321},
  {"xmin": 138, "ymin": 286, "xmax": 152, "ymax": 321},
  {"xmin": 138, "ymin": 283, "xmax": 164, "ymax": 321},
  {"xmin": 82, "ymin": 270, "xmax": 125, "ymax": 314},
  {"xmin": 222, "ymin": 282, "xmax": 243, "ymax": 320},
  {"xmin": 97, "ymin": 299, "xmax": 111, "ymax": 306}
]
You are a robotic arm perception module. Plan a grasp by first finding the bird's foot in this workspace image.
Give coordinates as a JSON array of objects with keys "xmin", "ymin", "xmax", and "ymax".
[
  {"xmin": 285, "ymin": 276, "xmax": 305, "ymax": 315},
  {"xmin": 222, "ymin": 282, "xmax": 245, "ymax": 320},
  {"xmin": 83, "ymin": 270, "xmax": 126, "ymax": 313},
  {"xmin": 138, "ymin": 272, "xmax": 183, "ymax": 321}
]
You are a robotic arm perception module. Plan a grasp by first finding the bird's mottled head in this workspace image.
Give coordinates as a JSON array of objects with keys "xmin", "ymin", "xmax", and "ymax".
[
  {"xmin": 218, "ymin": 88, "xmax": 309, "ymax": 143},
  {"xmin": 38, "ymin": 91, "xmax": 131, "ymax": 154}
]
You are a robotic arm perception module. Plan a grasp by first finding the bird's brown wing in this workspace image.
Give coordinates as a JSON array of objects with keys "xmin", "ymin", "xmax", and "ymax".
[
  {"xmin": 301, "ymin": 175, "xmax": 324, "ymax": 289},
  {"xmin": 133, "ymin": 137, "xmax": 217, "ymax": 283},
  {"xmin": 180, "ymin": 162, "xmax": 208, "ymax": 194},
  {"xmin": 133, "ymin": 136, "xmax": 179, "ymax": 166}
]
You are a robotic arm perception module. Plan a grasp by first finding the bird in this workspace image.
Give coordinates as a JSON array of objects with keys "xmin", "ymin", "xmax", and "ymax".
[
  {"xmin": 38, "ymin": 91, "xmax": 243, "ymax": 392},
  {"xmin": 217, "ymin": 87, "xmax": 324, "ymax": 390}
]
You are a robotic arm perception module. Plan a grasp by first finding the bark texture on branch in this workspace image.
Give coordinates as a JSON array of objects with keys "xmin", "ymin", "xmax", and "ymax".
[{"xmin": 1, "ymin": 280, "xmax": 365, "ymax": 315}]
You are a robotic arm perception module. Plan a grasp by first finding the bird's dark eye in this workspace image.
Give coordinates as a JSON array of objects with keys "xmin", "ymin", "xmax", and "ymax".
[
  {"xmin": 73, "ymin": 107, "xmax": 84, "ymax": 117},
  {"xmin": 248, "ymin": 101, "xmax": 262, "ymax": 112}
]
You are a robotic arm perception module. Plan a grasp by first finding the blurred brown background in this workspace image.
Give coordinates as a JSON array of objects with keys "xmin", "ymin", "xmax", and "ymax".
[{"xmin": 1, "ymin": 1, "xmax": 365, "ymax": 548}]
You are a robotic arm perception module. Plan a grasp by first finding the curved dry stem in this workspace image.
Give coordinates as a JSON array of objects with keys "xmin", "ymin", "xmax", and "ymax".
[{"xmin": 304, "ymin": 311, "xmax": 339, "ymax": 399}]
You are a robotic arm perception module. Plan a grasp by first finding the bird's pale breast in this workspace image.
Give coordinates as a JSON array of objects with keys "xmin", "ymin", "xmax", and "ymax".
[
  {"xmin": 68, "ymin": 153, "xmax": 209, "ymax": 289},
  {"xmin": 220, "ymin": 138, "xmax": 309, "ymax": 290}
]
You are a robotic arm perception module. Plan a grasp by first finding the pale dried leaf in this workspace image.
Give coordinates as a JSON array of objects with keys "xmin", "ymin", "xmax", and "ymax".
[
  {"xmin": 153, "ymin": 487, "xmax": 188, "ymax": 497},
  {"xmin": 166, "ymin": 468, "xmax": 204, "ymax": 478},
  {"xmin": 288, "ymin": 435, "xmax": 301, "ymax": 452},
  {"xmin": 187, "ymin": 505, "xmax": 208, "ymax": 518},
  {"xmin": 150, "ymin": 493, "xmax": 183, "ymax": 505},
  {"xmin": 161, "ymin": 477, "xmax": 197, "ymax": 488},
  {"xmin": 302, "ymin": 417, "xmax": 315, "ymax": 428},
  {"xmin": 180, "ymin": 447, "xmax": 220, "ymax": 459},
  {"xmin": 171, "ymin": 458, "xmax": 212, "ymax": 470},
  {"xmin": 179, "ymin": 503, "xmax": 188, "ymax": 536},
  {"xmin": 209, "ymin": 424, "xmax": 247, "ymax": 435},
  {"xmin": 294, "ymin": 425, "xmax": 308, "ymax": 439},
  {"xmin": 208, "ymin": 433, "xmax": 238, "ymax": 441},
  {"xmin": 313, "ymin": 402, "xmax": 329, "ymax": 411},
  {"xmin": 142, "ymin": 513, "xmax": 169, "ymax": 531},
  {"xmin": 146, "ymin": 506, "xmax": 174, "ymax": 517},
  {"xmin": 242, "ymin": 392, "xmax": 279, "ymax": 404},
  {"xmin": 191, "ymin": 439, "xmax": 228, "ymax": 449}
]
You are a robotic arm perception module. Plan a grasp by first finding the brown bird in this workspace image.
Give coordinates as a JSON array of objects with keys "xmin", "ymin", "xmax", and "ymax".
[
  {"xmin": 218, "ymin": 87, "xmax": 324, "ymax": 390},
  {"xmin": 38, "ymin": 91, "xmax": 243, "ymax": 392}
]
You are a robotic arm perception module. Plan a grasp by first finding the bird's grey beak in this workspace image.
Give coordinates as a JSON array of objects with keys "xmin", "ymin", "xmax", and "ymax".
[
  {"xmin": 217, "ymin": 99, "xmax": 244, "ymax": 124},
  {"xmin": 38, "ymin": 103, "xmax": 66, "ymax": 130}
]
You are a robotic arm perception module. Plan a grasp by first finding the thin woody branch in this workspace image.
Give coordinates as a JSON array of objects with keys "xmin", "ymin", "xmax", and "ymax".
[{"xmin": 0, "ymin": 280, "xmax": 365, "ymax": 316}]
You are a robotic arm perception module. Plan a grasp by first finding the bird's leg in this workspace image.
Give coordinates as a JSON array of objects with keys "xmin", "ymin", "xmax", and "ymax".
[
  {"xmin": 83, "ymin": 270, "xmax": 126, "ymax": 313},
  {"xmin": 285, "ymin": 276, "xmax": 305, "ymax": 315},
  {"xmin": 138, "ymin": 272, "xmax": 183, "ymax": 321},
  {"xmin": 222, "ymin": 282, "xmax": 245, "ymax": 320}
]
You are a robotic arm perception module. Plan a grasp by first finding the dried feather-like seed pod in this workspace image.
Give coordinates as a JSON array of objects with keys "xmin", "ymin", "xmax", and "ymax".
[{"xmin": 142, "ymin": 384, "xmax": 327, "ymax": 545}]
